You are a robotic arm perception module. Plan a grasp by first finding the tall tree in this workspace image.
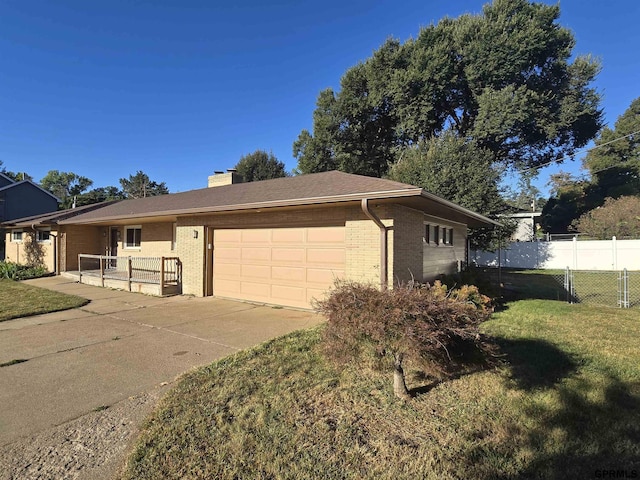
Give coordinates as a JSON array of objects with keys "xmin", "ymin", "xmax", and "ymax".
[
  {"xmin": 234, "ymin": 150, "xmax": 288, "ymax": 182},
  {"xmin": 388, "ymin": 132, "xmax": 513, "ymax": 249},
  {"xmin": 583, "ymin": 96, "xmax": 640, "ymax": 199},
  {"xmin": 0, "ymin": 161, "xmax": 32, "ymax": 182},
  {"xmin": 75, "ymin": 186, "xmax": 125, "ymax": 207},
  {"xmin": 294, "ymin": 0, "xmax": 601, "ymax": 176},
  {"xmin": 119, "ymin": 171, "xmax": 169, "ymax": 199},
  {"xmin": 40, "ymin": 170, "xmax": 93, "ymax": 209}
]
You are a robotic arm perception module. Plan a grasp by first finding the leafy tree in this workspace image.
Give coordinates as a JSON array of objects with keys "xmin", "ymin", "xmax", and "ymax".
[
  {"xmin": 572, "ymin": 196, "xmax": 640, "ymax": 239},
  {"xmin": 76, "ymin": 186, "xmax": 125, "ymax": 206},
  {"xmin": 506, "ymin": 172, "xmax": 545, "ymax": 212},
  {"xmin": 583, "ymin": 97, "xmax": 640, "ymax": 199},
  {"xmin": 0, "ymin": 161, "xmax": 32, "ymax": 182},
  {"xmin": 388, "ymin": 133, "xmax": 514, "ymax": 249},
  {"xmin": 316, "ymin": 281, "xmax": 494, "ymax": 400},
  {"xmin": 234, "ymin": 150, "xmax": 288, "ymax": 182},
  {"xmin": 40, "ymin": 170, "xmax": 93, "ymax": 209},
  {"xmin": 540, "ymin": 172, "xmax": 597, "ymax": 234},
  {"xmin": 295, "ymin": 0, "xmax": 601, "ymax": 176},
  {"xmin": 119, "ymin": 171, "xmax": 169, "ymax": 199}
]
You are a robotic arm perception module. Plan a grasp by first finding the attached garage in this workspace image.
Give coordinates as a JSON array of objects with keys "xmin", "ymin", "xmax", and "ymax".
[{"xmin": 212, "ymin": 226, "xmax": 346, "ymax": 309}]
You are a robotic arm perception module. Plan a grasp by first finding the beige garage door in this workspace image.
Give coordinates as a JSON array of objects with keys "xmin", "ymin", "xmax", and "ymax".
[{"xmin": 213, "ymin": 226, "xmax": 346, "ymax": 309}]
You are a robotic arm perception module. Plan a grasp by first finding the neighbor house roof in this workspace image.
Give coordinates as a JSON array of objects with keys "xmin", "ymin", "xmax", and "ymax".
[
  {"xmin": 0, "ymin": 180, "xmax": 61, "ymax": 203},
  {"xmin": 57, "ymin": 171, "xmax": 499, "ymax": 227},
  {"xmin": 2, "ymin": 201, "xmax": 120, "ymax": 228}
]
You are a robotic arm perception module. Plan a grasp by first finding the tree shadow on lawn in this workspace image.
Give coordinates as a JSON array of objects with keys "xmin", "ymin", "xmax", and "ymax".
[{"xmin": 495, "ymin": 338, "xmax": 640, "ymax": 478}]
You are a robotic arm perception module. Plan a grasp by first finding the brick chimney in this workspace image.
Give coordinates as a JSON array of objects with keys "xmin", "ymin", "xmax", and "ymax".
[{"xmin": 208, "ymin": 168, "xmax": 244, "ymax": 188}]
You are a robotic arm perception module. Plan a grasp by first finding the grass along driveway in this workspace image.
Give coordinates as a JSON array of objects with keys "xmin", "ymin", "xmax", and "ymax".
[
  {"xmin": 0, "ymin": 279, "xmax": 88, "ymax": 322},
  {"xmin": 122, "ymin": 299, "xmax": 640, "ymax": 479}
]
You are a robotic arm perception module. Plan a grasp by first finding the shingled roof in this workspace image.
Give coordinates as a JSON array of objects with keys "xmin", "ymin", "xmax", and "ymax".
[
  {"xmin": 55, "ymin": 171, "xmax": 497, "ymax": 227},
  {"xmin": 2, "ymin": 201, "xmax": 120, "ymax": 228}
]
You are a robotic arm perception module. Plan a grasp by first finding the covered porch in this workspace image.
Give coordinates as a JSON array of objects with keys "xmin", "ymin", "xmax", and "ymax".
[{"xmin": 66, "ymin": 254, "xmax": 182, "ymax": 296}]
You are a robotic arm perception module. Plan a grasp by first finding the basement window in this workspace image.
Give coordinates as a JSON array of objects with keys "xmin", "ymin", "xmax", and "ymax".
[{"xmin": 124, "ymin": 226, "xmax": 142, "ymax": 249}]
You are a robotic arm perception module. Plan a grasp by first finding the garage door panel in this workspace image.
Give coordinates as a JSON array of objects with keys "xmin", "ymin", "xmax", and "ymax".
[
  {"xmin": 241, "ymin": 264, "xmax": 271, "ymax": 279},
  {"xmin": 216, "ymin": 230, "xmax": 242, "ymax": 242},
  {"xmin": 272, "ymin": 285, "xmax": 306, "ymax": 302},
  {"xmin": 272, "ymin": 248, "xmax": 305, "ymax": 262},
  {"xmin": 213, "ymin": 226, "xmax": 345, "ymax": 309},
  {"xmin": 216, "ymin": 246, "xmax": 241, "ymax": 261},
  {"xmin": 242, "ymin": 247, "xmax": 271, "ymax": 261},
  {"xmin": 241, "ymin": 229, "xmax": 271, "ymax": 243},
  {"xmin": 215, "ymin": 263, "xmax": 241, "ymax": 277},
  {"xmin": 272, "ymin": 228, "xmax": 305, "ymax": 243},
  {"xmin": 306, "ymin": 268, "xmax": 343, "ymax": 285},
  {"xmin": 307, "ymin": 248, "xmax": 346, "ymax": 265},
  {"xmin": 240, "ymin": 281, "xmax": 271, "ymax": 297},
  {"xmin": 272, "ymin": 266, "xmax": 306, "ymax": 282}
]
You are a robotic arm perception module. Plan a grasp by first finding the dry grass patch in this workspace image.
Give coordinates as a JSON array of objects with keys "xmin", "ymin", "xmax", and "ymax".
[
  {"xmin": 123, "ymin": 300, "xmax": 640, "ymax": 479},
  {"xmin": 0, "ymin": 279, "xmax": 88, "ymax": 322}
]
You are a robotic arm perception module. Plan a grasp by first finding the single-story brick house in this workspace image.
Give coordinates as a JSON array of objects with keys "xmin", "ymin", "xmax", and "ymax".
[{"xmin": 4, "ymin": 171, "xmax": 497, "ymax": 309}]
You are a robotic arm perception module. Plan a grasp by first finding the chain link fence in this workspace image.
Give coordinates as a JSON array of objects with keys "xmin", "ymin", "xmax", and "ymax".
[
  {"xmin": 477, "ymin": 267, "xmax": 639, "ymax": 308},
  {"xmin": 563, "ymin": 268, "xmax": 637, "ymax": 308}
]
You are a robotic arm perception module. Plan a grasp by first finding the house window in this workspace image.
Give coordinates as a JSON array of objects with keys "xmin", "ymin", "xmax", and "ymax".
[
  {"xmin": 36, "ymin": 229, "xmax": 51, "ymax": 243},
  {"xmin": 11, "ymin": 230, "xmax": 23, "ymax": 242},
  {"xmin": 124, "ymin": 226, "xmax": 142, "ymax": 249},
  {"xmin": 448, "ymin": 228, "xmax": 454, "ymax": 246},
  {"xmin": 424, "ymin": 224, "xmax": 430, "ymax": 243},
  {"xmin": 433, "ymin": 225, "xmax": 440, "ymax": 245}
]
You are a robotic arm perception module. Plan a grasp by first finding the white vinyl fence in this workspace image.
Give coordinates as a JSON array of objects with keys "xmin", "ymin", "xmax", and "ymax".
[{"xmin": 471, "ymin": 237, "xmax": 640, "ymax": 271}]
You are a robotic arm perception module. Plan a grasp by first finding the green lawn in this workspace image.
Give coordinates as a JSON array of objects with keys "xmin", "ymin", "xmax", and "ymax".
[
  {"xmin": 0, "ymin": 279, "xmax": 88, "ymax": 322},
  {"xmin": 122, "ymin": 299, "xmax": 640, "ymax": 479}
]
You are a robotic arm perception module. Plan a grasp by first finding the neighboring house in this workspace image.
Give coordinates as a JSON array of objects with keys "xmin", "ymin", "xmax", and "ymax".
[
  {"xmin": 0, "ymin": 173, "xmax": 60, "ymax": 260},
  {"xmin": 2, "ymin": 202, "xmax": 119, "ymax": 273},
  {"xmin": 5, "ymin": 171, "xmax": 497, "ymax": 309},
  {"xmin": 506, "ymin": 211, "xmax": 542, "ymax": 242}
]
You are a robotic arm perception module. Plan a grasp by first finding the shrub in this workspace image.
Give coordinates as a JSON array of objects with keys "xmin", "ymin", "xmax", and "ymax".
[
  {"xmin": 315, "ymin": 281, "xmax": 494, "ymax": 400},
  {"xmin": 0, "ymin": 261, "xmax": 48, "ymax": 281}
]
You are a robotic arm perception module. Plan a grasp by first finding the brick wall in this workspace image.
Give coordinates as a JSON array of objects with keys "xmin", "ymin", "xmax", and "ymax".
[
  {"xmin": 422, "ymin": 216, "xmax": 467, "ymax": 281},
  {"xmin": 61, "ymin": 225, "xmax": 102, "ymax": 271},
  {"xmin": 176, "ymin": 225, "xmax": 205, "ymax": 296},
  {"xmin": 4, "ymin": 230, "xmax": 56, "ymax": 272},
  {"xmin": 391, "ymin": 205, "xmax": 425, "ymax": 284}
]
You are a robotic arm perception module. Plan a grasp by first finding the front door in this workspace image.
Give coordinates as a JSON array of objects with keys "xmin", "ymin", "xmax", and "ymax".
[{"xmin": 109, "ymin": 227, "xmax": 119, "ymax": 268}]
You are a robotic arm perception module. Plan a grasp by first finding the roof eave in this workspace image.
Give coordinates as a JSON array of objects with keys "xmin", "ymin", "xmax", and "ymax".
[
  {"xmin": 59, "ymin": 188, "xmax": 424, "ymax": 224},
  {"xmin": 419, "ymin": 191, "xmax": 501, "ymax": 227}
]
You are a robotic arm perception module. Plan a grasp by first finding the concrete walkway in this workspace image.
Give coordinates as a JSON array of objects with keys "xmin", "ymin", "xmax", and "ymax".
[{"xmin": 0, "ymin": 276, "xmax": 322, "ymax": 478}]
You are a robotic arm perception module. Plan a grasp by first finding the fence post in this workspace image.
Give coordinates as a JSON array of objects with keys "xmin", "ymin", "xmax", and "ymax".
[
  {"xmin": 127, "ymin": 257, "xmax": 132, "ymax": 292},
  {"xmin": 612, "ymin": 236, "xmax": 617, "ymax": 270},
  {"xmin": 160, "ymin": 257, "xmax": 165, "ymax": 296},
  {"xmin": 572, "ymin": 237, "xmax": 578, "ymax": 269},
  {"xmin": 78, "ymin": 254, "xmax": 82, "ymax": 283},
  {"xmin": 564, "ymin": 266, "xmax": 573, "ymax": 304},
  {"xmin": 100, "ymin": 255, "xmax": 105, "ymax": 287},
  {"xmin": 624, "ymin": 268, "xmax": 629, "ymax": 309}
]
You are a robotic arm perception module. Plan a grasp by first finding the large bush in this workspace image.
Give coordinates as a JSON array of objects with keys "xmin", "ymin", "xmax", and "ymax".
[
  {"xmin": 572, "ymin": 196, "xmax": 640, "ymax": 239},
  {"xmin": 315, "ymin": 281, "xmax": 494, "ymax": 399},
  {"xmin": 0, "ymin": 261, "xmax": 48, "ymax": 281}
]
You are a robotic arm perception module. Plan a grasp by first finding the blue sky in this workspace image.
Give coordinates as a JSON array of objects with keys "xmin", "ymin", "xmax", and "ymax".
[{"xmin": 1, "ymin": 0, "xmax": 639, "ymax": 196}]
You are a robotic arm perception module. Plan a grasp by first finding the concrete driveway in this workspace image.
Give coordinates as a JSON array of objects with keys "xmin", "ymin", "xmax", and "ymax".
[{"xmin": 0, "ymin": 276, "xmax": 322, "ymax": 478}]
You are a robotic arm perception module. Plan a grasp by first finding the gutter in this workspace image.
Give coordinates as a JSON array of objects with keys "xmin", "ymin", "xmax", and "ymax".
[{"xmin": 361, "ymin": 198, "xmax": 388, "ymax": 290}]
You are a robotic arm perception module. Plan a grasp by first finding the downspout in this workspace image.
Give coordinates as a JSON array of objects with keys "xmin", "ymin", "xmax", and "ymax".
[{"xmin": 361, "ymin": 198, "xmax": 388, "ymax": 290}]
